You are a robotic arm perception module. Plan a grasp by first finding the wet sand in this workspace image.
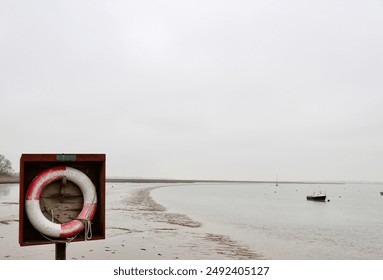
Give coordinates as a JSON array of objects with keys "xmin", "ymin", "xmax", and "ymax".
[{"xmin": 0, "ymin": 183, "xmax": 261, "ymax": 260}]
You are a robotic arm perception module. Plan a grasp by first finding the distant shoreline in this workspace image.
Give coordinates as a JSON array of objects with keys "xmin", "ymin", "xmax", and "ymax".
[
  {"xmin": 3, "ymin": 175, "xmax": 381, "ymax": 185},
  {"xmin": 106, "ymin": 178, "xmax": 347, "ymax": 184},
  {"xmin": 0, "ymin": 176, "xmax": 19, "ymax": 184}
]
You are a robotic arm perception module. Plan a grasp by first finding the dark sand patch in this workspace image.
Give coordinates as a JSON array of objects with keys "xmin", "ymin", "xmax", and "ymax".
[
  {"xmin": 0, "ymin": 219, "xmax": 18, "ymax": 225},
  {"xmin": 205, "ymin": 233, "xmax": 262, "ymax": 260}
]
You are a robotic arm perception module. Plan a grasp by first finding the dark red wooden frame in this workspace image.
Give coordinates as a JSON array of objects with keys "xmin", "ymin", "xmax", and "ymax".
[{"xmin": 19, "ymin": 154, "xmax": 106, "ymax": 246}]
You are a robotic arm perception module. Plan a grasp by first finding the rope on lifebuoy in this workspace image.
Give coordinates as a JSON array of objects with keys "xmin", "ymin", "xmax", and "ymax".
[{"xmin": 25, "ymin": 166, "xmax": 97, "ymax": 241}]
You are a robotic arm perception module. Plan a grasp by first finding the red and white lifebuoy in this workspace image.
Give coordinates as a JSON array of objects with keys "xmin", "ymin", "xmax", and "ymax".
[{"xmin": 25, "ymin": 166, "xmax": 97, "ymax": 238}]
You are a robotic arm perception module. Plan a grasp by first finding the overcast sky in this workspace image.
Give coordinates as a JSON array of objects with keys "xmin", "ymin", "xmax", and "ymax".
[{"xmin": 1, "ymin": 0, "xmax": 383, "ymax": 181}]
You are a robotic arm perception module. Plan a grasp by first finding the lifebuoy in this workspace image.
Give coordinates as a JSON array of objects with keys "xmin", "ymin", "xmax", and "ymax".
[{"xmin": 25, "ymin": 166, "xmax": 97, "ymax": 238}]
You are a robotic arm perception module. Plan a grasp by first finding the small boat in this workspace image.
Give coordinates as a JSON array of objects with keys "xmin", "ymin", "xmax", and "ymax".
[
  {"xmin": 380, "ymin": 192, "xmax": 383, "ymax": 196},
  {"xmin": 306, "ymin": 191, "xmax": 326, "ymax": 201}
]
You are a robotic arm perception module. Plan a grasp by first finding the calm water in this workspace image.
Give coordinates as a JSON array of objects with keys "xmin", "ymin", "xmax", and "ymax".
[{"xmin": 151, "ymin": 183, "xmax": 383, "ymax": 259}]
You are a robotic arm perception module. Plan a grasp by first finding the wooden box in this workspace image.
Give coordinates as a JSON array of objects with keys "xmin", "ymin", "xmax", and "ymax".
[{"xmin": 19, "ymin": 154, "xmax": 106, "ymax": 246}]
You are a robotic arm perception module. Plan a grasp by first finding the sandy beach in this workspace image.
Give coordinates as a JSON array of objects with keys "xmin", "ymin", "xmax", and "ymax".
[{"xmin": 0, "ymin": 182, "xmax": 260, "ymax": 260}]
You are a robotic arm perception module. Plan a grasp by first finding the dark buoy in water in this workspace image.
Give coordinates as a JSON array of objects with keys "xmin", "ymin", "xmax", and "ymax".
[{"xmin": 327, "ymin": 199, "xmax": 330, "ymax": 202}]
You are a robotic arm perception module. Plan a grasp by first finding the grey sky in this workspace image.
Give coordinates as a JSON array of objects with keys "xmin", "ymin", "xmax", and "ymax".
[{"xmin": 1, "ymin": 0, "xmax": 383, "ymax": 181}]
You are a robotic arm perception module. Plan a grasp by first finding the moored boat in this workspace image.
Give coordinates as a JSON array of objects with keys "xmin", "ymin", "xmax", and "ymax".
[{"xmin": 306, "ymin": 192, "xmax": 326, "ymax": 201}]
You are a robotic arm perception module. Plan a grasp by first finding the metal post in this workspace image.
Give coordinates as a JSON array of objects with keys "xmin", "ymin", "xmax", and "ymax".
[{"xmin": 55, "ymin": 243, "xmax": 66, "ymax": 260}]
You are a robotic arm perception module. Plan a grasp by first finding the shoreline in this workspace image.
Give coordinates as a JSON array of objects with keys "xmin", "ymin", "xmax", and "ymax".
[
  {"xmin": 0, "ymin": 182, "xmax": 261, "ymax": 260},
  {"xmin": 0, "ymin": 176, "xmax": 19, "ymax": 184},
  {"xmin": 1, "ymin": 175, "xmax": 350, "ymax": 185},
  {"xmin": 124, "ymin": 183, "xmax": 262, "ymax": 259},
  {"xmin": 3, "ymin": 174, "xmax": 382, "ymax": 185}
]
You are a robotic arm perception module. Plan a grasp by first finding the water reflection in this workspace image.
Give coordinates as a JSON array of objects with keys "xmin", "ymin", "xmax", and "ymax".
[{"xmin": 0, "ymin": 184, "xmax": 11, "ymax": 197}]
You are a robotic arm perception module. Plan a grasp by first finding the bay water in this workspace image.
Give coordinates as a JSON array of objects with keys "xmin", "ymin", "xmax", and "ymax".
[{"xmin": 151, "ymin": 182, "xmax": 383, "ymax": 259}]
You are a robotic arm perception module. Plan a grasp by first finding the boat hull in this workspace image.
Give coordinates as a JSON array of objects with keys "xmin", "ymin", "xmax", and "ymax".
[{"xmin": 306, "ymin": 195, "xmax": 326, "ymax": 201}]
